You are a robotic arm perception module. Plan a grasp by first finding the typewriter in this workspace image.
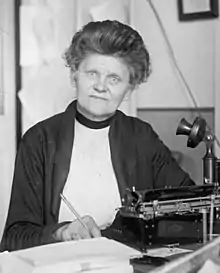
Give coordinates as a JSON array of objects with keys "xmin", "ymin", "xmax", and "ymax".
[
  {"xmin": 102, "ymin": 117, "xmax": 220, "ymax": 249},
  {"xmin": 103, "ymin": 184, "xmax": 220, "ymax": 249}
]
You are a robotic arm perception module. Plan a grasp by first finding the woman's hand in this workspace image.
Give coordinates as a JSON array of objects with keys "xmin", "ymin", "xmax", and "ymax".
[{"xmin": 54, "ymin": 215, "xmax": 101, "ymax": 241}]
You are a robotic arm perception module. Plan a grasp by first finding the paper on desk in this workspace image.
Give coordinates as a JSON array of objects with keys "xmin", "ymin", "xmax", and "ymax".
[
  {"xmin": 14, "ymin": 237, "xmax": 141, "ymax": 265},
  {"xmin": 20, "ymin": 5, "xmax": 58, "ymax": 66},
  {"xmin": 0, "ymin": 252, "xmax": 32, "ymax": 273},
  {"xmin": 147, "ymin": 247, "xmax": 193, "ymax": 257},
  {"xmin": 1, "ymin": 238, "xmax": 141, "ymax": 273},
  {"xmin": 18, "ymin": 59, "xmax": 75, "ymax": 132}
]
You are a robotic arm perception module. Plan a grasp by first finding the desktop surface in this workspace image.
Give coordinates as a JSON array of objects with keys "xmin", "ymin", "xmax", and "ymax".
[{"xmin": 132, "ymin": 242, "xmax": 204, "ymax": 273}]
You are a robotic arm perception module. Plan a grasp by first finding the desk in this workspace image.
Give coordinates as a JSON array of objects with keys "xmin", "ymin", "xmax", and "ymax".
[
  {"xmin": 132, "ymin": 243, "xmax": 202, "ymax": 273},
  {"xmin": 133, "ymin": 236, "xmax": 220, "ymax": 273},
  {"xmin": 103, "ymin": 225, "xmax": 207, "ymax": 272},
  {"xmin": 1, "ymin": 238, "xmax": 220, "ymax": 273}
]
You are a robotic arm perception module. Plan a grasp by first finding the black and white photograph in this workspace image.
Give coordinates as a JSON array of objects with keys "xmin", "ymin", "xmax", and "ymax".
[{"xmin": 0, "ymin": 1, "xmax": 220, "ymax": 272}]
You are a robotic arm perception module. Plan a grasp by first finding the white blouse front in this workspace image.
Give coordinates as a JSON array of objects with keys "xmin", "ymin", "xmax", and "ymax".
[{"xmin": 58, "ymin": 119, "xmax": 122, "ymax": 229}]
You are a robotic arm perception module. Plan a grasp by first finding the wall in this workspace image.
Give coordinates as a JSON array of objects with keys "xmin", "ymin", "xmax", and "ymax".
[
  {"xmin": 132, "ymin": 0, "xmax": 215, "ymax": 109},
  {"xmin": 20, "ymin": 0, "xmax": 77, "ymax": 134},
  {"xmin": 131, "ymin": 0, "xmax": 218, "ymax": 184},
  {"xmin": 0, "ymin": 0, "xmax": 16, "ymax": 239}
]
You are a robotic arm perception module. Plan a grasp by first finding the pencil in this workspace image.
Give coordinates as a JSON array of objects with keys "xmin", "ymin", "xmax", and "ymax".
[{"xmin": 60, "ymin": 193, "xmax": 91, "ymax": 235}]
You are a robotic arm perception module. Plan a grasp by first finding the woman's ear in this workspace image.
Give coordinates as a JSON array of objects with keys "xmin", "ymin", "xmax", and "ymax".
[
  {"xmin": 123, "ymin": 85, "xmax": 137, "ymax": 101},
  {"xmin": 123, "ymin": 92, "xmax": 131, "ymax": 101},
  {"xmin": 70, "ymin": 71, "xmax": 77, "ymax": 87}
]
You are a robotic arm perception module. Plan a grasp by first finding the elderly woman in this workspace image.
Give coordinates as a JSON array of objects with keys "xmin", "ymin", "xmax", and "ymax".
[{"xmin": 1, "ymin": 20, "xmax": 194, "ymax": 251}]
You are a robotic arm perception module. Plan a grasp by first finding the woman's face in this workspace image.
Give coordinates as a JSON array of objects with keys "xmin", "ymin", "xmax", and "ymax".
[{"xmin": 74, "ymin": 53, "xmax": 133, "ymax": 121}]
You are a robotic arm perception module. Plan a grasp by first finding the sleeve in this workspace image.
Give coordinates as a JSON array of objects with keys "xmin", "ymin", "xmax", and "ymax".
[
  {"xmin": 147, "ymin": 126, "xmax": 195, "ymax": 189},
  {"xmin": 0, "ymin": 128, "xmax": 68, "ymax": 251}
]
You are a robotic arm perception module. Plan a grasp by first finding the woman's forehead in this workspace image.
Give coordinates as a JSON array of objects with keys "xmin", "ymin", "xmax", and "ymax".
[{"xmin": 78, "ymin": 53, "xmax": 130, "ymax": 77}]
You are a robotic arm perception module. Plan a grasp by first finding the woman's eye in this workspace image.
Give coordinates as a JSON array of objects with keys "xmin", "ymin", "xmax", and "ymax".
[
  {"xmin": 87, "ymin": 71, "xmax": 96, "ymax": 77},
  {"xmin": 109, "ymin": 76, "xmax": 120, "ymax": 85}
]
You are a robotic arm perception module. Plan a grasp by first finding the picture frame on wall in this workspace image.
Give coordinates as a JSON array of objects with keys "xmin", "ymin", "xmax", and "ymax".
[{"xmin": 178, "ymin": 0, "xmax": 219, "ymax": 21}]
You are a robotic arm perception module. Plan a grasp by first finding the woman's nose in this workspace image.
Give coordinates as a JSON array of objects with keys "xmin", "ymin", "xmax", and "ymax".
[{"xmin": 93, "ymin": 77, "xmax": 107, "ymax": 92}]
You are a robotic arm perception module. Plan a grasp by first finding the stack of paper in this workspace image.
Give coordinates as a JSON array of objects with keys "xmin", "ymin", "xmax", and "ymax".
[{"xmin": 0, "ymin": 237, "xmax": 142, "ymax": 273}]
